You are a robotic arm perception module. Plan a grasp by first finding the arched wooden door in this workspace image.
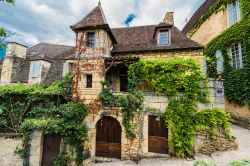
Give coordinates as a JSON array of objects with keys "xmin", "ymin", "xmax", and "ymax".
[{"xmin": 96, "ymin": 116, "xmax": 121, "ymax": 159}]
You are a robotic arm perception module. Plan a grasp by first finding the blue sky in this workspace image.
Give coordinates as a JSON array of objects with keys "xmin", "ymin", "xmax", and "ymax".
[
  {"xmin": 0, "ymin": 47, "xmax": 6, "ymax": 58},
  {"xmin": 0, "ymin": 0, "xmax": 205, "ymax": 47}
]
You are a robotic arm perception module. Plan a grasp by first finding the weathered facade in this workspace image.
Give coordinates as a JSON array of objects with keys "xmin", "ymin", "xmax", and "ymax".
[
  {"xmin": 0, "ymin": 2, "xmax": 237, "ymax": 165},
  {"xmin": 183, "ymin": 0, "xmax": 250, "ymax": 128}
]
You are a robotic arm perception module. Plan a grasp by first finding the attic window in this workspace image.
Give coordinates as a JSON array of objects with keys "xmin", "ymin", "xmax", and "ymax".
[
  {"xmin": 86, "ymin": 32, "xmax": 95, "ymax": 47},
  {"xmin": 158, "ymin": 30, "xmax": 170, "ymax": 46}
]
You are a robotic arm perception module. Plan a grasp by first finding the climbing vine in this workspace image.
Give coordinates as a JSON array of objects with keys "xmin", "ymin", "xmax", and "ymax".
[
  {"xmin": 204, "ymin": 0, "xmax": 250, "ymax": 106},
  {"xmin": 99, "ymin": 58, "xmax": 231, "ymax": 158},
  {"xmin": 99, "ymin": 81, "xmax": 144, "ymax": 139},
  {"xmin": 0, "ymin": 75, "xmax": 89, "ymax": 166}
]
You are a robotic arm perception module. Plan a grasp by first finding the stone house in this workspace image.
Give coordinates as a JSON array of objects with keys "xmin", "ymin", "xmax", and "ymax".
[
  {"xmin": 182, "ymin": 0, "xmax": 250, "ymax": 129},
  {"xmin": 0, "ymin": 2, "xmax": 237, "ymax": 165}
]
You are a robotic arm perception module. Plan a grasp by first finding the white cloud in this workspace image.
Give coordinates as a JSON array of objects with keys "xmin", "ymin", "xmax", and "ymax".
[{"xmin": 0, "ymin": 0, "xmax": 205, "ymax": 46}]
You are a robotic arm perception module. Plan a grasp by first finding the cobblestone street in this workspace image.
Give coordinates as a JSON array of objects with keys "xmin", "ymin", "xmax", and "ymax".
[{"xmin": 94, "ymin": 125, "xmax": 250, "ymax": 166}]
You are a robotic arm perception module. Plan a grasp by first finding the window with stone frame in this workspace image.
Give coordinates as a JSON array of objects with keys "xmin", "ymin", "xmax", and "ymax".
[
  {"xmin": 86, "ymin": 32, "xmax": 95, "ymax": 47},
  {"xmin": 30, "ymin": 61, "xmax": 41, "ymax": 78},
  {"xmin": 229, "ymin": 43, "xmax": 244, "ymax": 69},
  {"xmin": 86, "ymin": 74, "xmax": 93, "ymax": 88},
  {"xmin": 227, "ymin": 0, "xmax": 241, "ymax": 27},
  {"xmin": 158, "ymin": 30, "xmax": 170, "ymax": 46}
]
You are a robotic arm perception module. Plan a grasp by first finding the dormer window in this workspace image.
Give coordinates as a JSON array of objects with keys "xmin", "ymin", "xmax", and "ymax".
[
  {"xmin": 86, "ymin": 32, "xmax": 95, "ymax": 47},
  {"xmin": 158, "ymin": 30, "xmax": 170, "ymax": 46}
]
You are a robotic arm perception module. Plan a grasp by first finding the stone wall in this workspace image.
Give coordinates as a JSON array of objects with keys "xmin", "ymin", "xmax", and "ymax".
[
  {"xmin": 195, "ymin": 129, "xmax": 238, "ymax": 155},
  {"xmin": 1, "ymin": 56, "xmax": 13, "ymax": 83},
  {"xmin": 187, "ymin": 7, "xmax": 227, "ymax": 46},
  {"xmin": 6, "ymin": 42, "xmax": 27, "ymax": 59},
  {"xmin": 226, "ymin": 100, "xmax": 250, "ymax": 130},
  {"xmin": 29, "ymin": 130, "xmax": 43, "ymax": 166},
  {"xmin": 0, "ymin": 134, "xmax": 23, "ymax": 166}
]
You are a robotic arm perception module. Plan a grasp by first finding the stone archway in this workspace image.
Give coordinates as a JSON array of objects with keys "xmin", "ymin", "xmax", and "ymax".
[{"xmin": 96, "ymin": 116, "xmax": 121, "ymax": 159}]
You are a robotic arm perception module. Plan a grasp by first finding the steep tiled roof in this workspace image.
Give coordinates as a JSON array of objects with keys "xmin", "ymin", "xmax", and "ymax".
[
  {"xmin": 182, "ymin": 0, "xmax": 217, "ymax": 34},
  {"xmin": 27, "ymin": 43, "xmax": 74, "ymax": 60},
  {"xmin": 70, "ymin": 3, "xmax": 108, "ymax": 31},
  {"xmin": 54, "ymin": 47, "xmax": 75, "ymax": 60},
  {"xmin": 111, "ymin": 25, "xmax": 202, "ymax": 53}
]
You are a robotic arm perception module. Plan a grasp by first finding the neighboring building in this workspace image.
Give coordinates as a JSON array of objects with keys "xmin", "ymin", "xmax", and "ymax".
[
  {"xmin": 0, "ymin": 42, "xmax": 74, "ymax": 85},
  {"xmin": 183, "ymin": 0, "xmax": 250, "ymax": 128},
  {"xmin": 0, "ymin": 2, "xmax": 235, "ymax": 163}
]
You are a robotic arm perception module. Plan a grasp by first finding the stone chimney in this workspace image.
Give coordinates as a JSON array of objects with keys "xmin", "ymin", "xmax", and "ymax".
[
  {"xmin": 163, "ymin": 12, "xmax": 174, "ymax": 25},
  {"xmin": 6, "ymin": 42, "xmax": 27, "ymax": 59},
  {"xmin": 0, "ymin": 42, "xmax": 27, "ymax": 83}
]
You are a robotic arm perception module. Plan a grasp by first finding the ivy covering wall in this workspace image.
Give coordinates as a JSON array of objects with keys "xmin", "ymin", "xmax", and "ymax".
[
  {"xmin": 202, "ymin": 0, "xmax": 250, "ymax": 106},
  {"xmin": 99, "ymin": 58, "xmax": 231, "ymax": 158},
  {"xmin": 0, "ymin": 75, "xmax": 88, "ymax": 166}
]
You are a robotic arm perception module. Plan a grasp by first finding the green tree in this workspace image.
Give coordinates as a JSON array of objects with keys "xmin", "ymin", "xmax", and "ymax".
[
  {"xmin": 0, "ymin": 0, "xmax": 15, "ymax": 4},
  {"xmin": 0, "ymin": 0, "xmax": 15, "ymax": 50}
]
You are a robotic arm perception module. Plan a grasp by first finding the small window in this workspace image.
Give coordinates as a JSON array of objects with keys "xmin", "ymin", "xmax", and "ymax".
[
  {"xmin": 227, "ymin": 0, "xmax": 241, "ymax": 27},
  {"xmin": 158, "ymin": 30, "xmax": 170, "ymax": 46},
  {"xmin": 86, "ymin": 74, "xmax": 92, "ymax": 88},
  {"xmin": 86, "ymin": 32, "xmax": 95, "ymax": 47},
  {"xmin": 30, "ymin": 61, "xmax": 41, "ymax": 78},
  {"xmin": 230, "ymin": 43, "xmax": 244, "ymax": 69}
]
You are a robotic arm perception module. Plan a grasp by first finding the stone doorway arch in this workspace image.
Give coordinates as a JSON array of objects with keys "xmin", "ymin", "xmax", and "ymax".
[{"xmin": 96, "ymin": 116, "xmax": 121, "ymax": 159}]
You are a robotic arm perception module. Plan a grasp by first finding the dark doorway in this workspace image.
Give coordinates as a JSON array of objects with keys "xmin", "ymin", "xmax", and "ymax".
[
  {"xmin": 148, "ymin": 115, "xmax": 168, "ymax": 154},
  {"xmin": 41, "ymin": 135, "xmax": 61, "ymax": 166},
  {"xmin": 96, "ymin": 116, "xmax": 121, "ymax": 159}
]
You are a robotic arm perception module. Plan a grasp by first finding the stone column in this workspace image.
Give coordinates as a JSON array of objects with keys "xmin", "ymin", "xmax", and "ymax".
[{"xmin": 29, "ymin": 130, "xmax": 43, "ymax": 166}]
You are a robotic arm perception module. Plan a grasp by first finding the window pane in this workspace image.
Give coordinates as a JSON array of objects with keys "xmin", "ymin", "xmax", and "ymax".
[
  {"xmin": 87, "ymin": 32, "xmax": 95, "ymax": 47},
  {"xmin": 228, "ymin": 2, "xmax": 237, "ymax": 26},
  {"xmin": 230, "ymin": 43, "xmax": 241, "ymax": 69},
  {"xmin": 228, "ymin": 0, "xmax": 241, "ymax": 27},
  {"xmin": 158, "ymin": 30, "xmax": 169, "ymax": 46}
]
